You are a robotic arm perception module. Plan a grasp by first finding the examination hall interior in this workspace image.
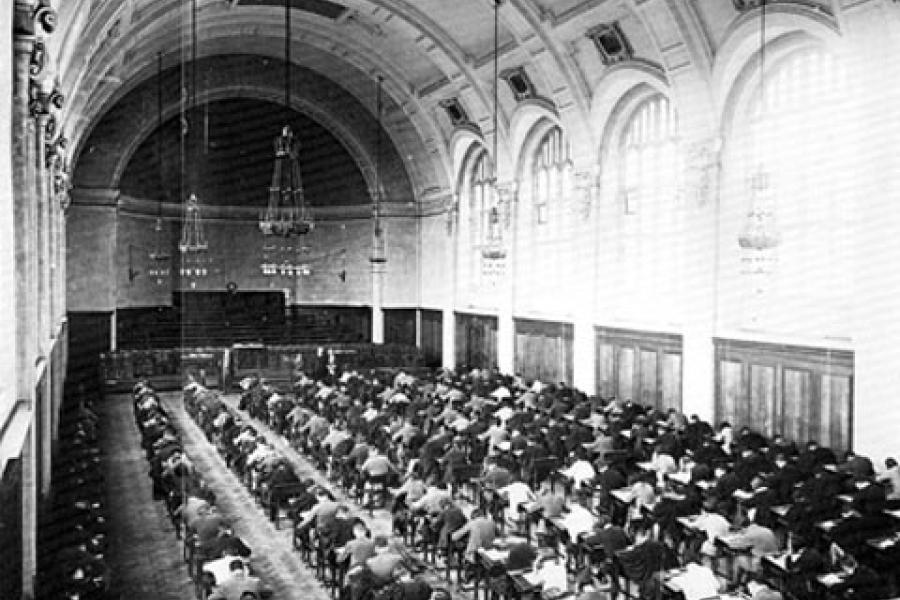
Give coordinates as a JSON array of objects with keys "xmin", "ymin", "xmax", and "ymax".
[{"xmin": 2, "ymin": 0, "xmax": 900, "ymax": 599}]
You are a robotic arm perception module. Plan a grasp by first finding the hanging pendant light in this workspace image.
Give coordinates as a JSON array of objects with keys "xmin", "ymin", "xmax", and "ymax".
[
  {"xmin": 259, "ymin": 0, "xmax": 313, "ymax": 239},
  {"xmin": 370, "ymin": 75, "xmax": 387, "ymax": 265},
  {"xmin": 149, "ymin": 51, "xmax": 171, "ymax": 286},
  {"xmin": 737, "ymin": 0, "xmax": 780, "ymax": 301},
  {"xmin": 178, "ymin": 0, "xmax": 209, "ymax": 284},
  {"xmin": 482, "ymin": 0, "xmax": 507, "ymax": 261}
]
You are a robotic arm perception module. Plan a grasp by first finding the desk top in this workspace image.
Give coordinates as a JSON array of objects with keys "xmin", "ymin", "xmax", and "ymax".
[{"xmin": 610, "ymin": 489, "xmax": 633, "ymax": 503}]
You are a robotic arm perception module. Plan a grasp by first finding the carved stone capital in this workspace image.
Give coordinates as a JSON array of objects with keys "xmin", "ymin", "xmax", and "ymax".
[
  {"xmin": 29, "ymin": 39, "xmax": 45, "ymax": 78},
  {"xmin": 572, "ymin": 170, "xmax": 598, "ymax": 218},
  {"xmin": 28, "ymin": 79, "xmax": 62, "ymax": 119},
  {"xmin": 15, "ymin": 0, "xmax": 56, "ymax": 37}
]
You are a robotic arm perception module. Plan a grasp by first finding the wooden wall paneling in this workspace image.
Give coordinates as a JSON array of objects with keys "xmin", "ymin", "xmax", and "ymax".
[
  {"xmin": 597, "ymin": 343, "xmax": 615, "ymax": 398},
  {"xmin": 718, "ymin": 359, "xmax": 745, "ymax": 428},
  {"xmin": 639, "ymin": 348, "xmax": 658, "ymax": 407},
  {"xmin": 618, "ymin": 346, "xmax": 635, "ymax": 401},
  {"xmin": 661, "ymin": 352, "xmax": 682, "ymax": 411},
  {"xmin": 419, "ymin": 309, "xmax": 443, "ymax": 367},
  {"xmin": 782, "ymin": 368, "xmax": 810, "ymax": 443},
  {"xmin": 595, "ymin": 327, "xmax": 683, "ymax": 410},
  {"xmin": 714, "ymin": 339, "xmax": 853, "ymax": 451},
  {"xmin": 513, "ymin": 319, "xmax": 574, "ymax": 384},
  {"xmin": 455, "ymin": 312, "xmax": 498, "ymax": 370},
  {"xmin": 750, "ymin": 364, "xmax": 776, "ymax": 436},
  {"xmin": 824, "ymin": 374, "xmax": 851, "ymax": 450}
]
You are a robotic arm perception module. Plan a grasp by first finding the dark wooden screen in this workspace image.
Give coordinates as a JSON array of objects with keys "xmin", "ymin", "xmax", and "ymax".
[
  {"xmin": 455, "ymin": 312, "xmax": 498, "ymax": 370},
  {"xmin": 384, "ymin": 309, "xmax": 417, "ymax": 346},
  {"xmin": 0, "ymin": 458, "xmax": 23, "ymax": 600},
  {"xmin": 714, "ymin": 338, "xmax": 853, "ymax": 452},
  {"xmin": 514, "ymin": 318, "xmax": 574, "ymax": 384},
  {"xmin": 419, "ymin": 309, "xmax": 443, "ymax": 368},
  {"xmin": 595, "ymin": 327, "xmax": 683, "ymax": 411}
]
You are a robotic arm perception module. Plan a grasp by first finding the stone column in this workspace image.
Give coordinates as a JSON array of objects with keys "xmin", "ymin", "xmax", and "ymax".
[
  {"xmin": 680, "ymin": 137, "xmax": 721, "ymax": 421},
  {"xmin": 844, "ymin": 1, "xmax": 900, "ymax": 463},
  {"xmin": 572, "ymin": 170, "xmax": 598, "ymax": 392},
  {"xmin": 442, "ymin": 195, "xmax": 459, "ymax": 369},
  {"xmin": 495, "ymin": 181, "xmax": 517, "ymax": 375},
  {"xmin": 12, "ymin": 7, "xmax": 38, "ymax": 592},
  {"xmin": 370, "ymin": 220, "xmax": 386, "ymax": 343}
]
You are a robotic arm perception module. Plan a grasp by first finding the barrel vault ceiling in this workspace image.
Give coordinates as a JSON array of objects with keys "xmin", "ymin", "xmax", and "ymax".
[{"xmin": 50, "ymin": 0, "xmax": 840, "ymax": 208}]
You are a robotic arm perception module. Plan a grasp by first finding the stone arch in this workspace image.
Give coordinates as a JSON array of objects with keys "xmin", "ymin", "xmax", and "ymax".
[{"xmin": 72, "ymin": 55, "xmax": 420, "ymax": 206}]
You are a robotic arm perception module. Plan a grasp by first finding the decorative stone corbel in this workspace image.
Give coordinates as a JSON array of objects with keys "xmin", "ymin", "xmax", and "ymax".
[
  {"xmin": 494, "ymin": 180, "xmax": 518, "ymax": 229},
  {"xmin": 14, "ymin": 0, "xmax": 56, "ymax": 37},
  {"xmin": 573, "ymin": 170, "xmax": 598, "ymax": 219},
  {"xmin": 445, "ymin": 194, "xmax": 459, "ymax": 236},
  {"xmin": 682, "ymin": 137, "xmax": 722, "ymax": 207},
  {"xmin": 45, "ymin": 133, "xmax": 66, "ymax": 170},
  {"xmin": 29, "ymin": 39, "xmax": 45, "ymax": 78}
]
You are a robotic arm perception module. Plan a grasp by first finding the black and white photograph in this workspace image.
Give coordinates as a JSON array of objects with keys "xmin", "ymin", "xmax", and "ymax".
[{"xmin": 1, "ymin": 1, "xmax": 900, "ymax": 599}]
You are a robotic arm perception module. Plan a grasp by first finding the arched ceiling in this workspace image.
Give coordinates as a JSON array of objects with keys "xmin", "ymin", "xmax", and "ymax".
[
  {"xmin": 119, "ymin": 98, "xmax": 370, "ymax": 207},
  {"xmin": 73, "ymin": 55, "xmax": 414, "ymax": 205},
  {"xmin": 52, "ymin": 0, "xmax": 844, "ymax": 209}
]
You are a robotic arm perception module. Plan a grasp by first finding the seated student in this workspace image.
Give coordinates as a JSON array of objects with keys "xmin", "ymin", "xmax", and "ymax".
[
  {"xmin": 207, "ymin": 558, "xmax": 263, "ymax": 600},
  {"xmin": 295, "ymin": 489, "xmax": 339, "ymax": 544},
  {"xmin": 561, "ymin": 449, "xmax": 596, "ymax": 489},
  {"xmin": 689, "ymin": 498, "xmax": 730, "ymax": 564},
  {"xmin": 838, "ymin": 450, "xmax": 875, "ymax": 480},
  {"xmin": 582, "ymin": 514, "xmax": 629, "ymax": 581},
  {"xmin": 262, "ymin": 460, "xmax": 302, "ymax": 522},
  {"xmin": 365, "ymin": 537, "xmax": 404, "ymax": 585},
  {"xmin": 527, "ymin": 480, "xmax": 566, "ymax": 519},
  {"xmin": 387, "ymin": 565, "xmax": 433, "ymax": 600},
  {"xmin": 451, "ymin": 508, "xmax": 497, "ymax": 583},
  {"xmin": 320, "ymin": 504, "xmax": 356, "ymax": 555},
  {"xmin": 359, "ymin": 447, "xmax": 395, "ymax": 506},
  {"xmin": 410, "ymin": 480, "xmax": 452, "ymax": 515},
  {"xmin": 202, "ymin": 521, "xmax": 252, "ymax": 561},
  {"xmin": 337, "ymin": 520, "xmax": 376, "ymax": 569},
  {"xmin": 615, "ymin": 526, "xmax": 678, "ymax": 599},
  {"xmin": 878, "ymin": 457, "xmax": 900, "ymax": 502},
  {"xmin": 627, "ymin": 472, "xmax": 657, "ymax": 523},
  {"xmin": 431, "ymin": 497, "xmax": 467, "ymax": 551},
  {"xmin": 481, "ymin": 457, "xmax": 514, "ymax": 489},
  {"xmin": 498, "ymin": 477, "xmax": 535, "ymax": 525},
  {"xmin": 784, "ymin": 537, "xmax": 829, "ymax": 600},
  {"xmin": 731, "ymin": 513, "xmax": 780, "ymax": 585}
]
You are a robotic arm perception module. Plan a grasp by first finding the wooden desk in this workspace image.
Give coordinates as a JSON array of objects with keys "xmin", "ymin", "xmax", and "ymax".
[
  {"xmin": 476, "ymin": 547, "xmax": 510, "ymax": 600},
  {"xmin": 714, "ymin": 534, "xmax": 754, "ymax": 581}
]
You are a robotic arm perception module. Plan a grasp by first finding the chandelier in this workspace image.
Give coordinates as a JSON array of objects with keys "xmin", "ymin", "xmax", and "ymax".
[
  {"xmin": 738, "ymin": 170, "xmax": 779, "ymax": 286},
  {"xmin": 259, "ymin": 0, "xmax": 313, "ymax": 238},
  {"xmin": 259, "ymin": 126, "xmax": 312, "ymax": 236},
  {"xmin": 481, "ymin": 0, "xmax": 508, "ymax": 262},
  {"xmin": 149, "ymin": 52, "xmax": 170, "ymax": 286},
  {"xmin": 179, "ymin": 193, "xmax": 209, "ymax": 279},
  {"xmin": 178, "ymin": 0, "xmax": 209, "ymax": 284},
  {"xmin": 738, "ymin": 0, "xmax": 780, "ymax": 321},
  {"xmin": 148, "ymin": 217, "xmax": 171, "ymax": 284},
  {"xmin": 261, "ymin": 245, "xmax": 346, "ymax": 278}
]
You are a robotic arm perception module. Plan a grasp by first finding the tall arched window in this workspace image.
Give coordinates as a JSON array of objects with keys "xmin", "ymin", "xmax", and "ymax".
[
  {"xmin": 531, "ymin": 127, "xmax": 572, "ymax": 225},
  {"xmin": 620, "ymin": 94, "xmax": 681, "ymax": 214},
  {"xmin": 469, "ymin": 150, "xmax": 495, "ymax": 251},
  {"xmin": 718, "ymin": 46, "xmax": 852, "ymax": 450}
]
